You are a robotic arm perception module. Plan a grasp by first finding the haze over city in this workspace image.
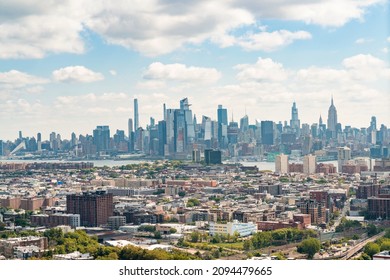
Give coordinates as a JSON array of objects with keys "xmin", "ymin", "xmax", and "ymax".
[{"xmin": 0, "ymin": 0, "xmax": 389, "ymax": 140}]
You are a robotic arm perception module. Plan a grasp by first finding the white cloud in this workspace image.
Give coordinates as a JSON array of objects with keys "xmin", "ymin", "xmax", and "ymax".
[
  {"xmin": 0, "ymin": 1, "xmax": 91, "ymax": 59},
  {"xmin": 296, "ymin": 67, "xmax": 349, "ymax": 84},
  {"xmin": 52, "ymin": 66, "xmax": 104, "ymax": 83},
  {"xmin": 109, "ymin": 70, "xmax": 117, "ymax": 76},
  {"xmin": 387, "ymin": 37, "xmax": 390, "ymax": 43},
  {"xmin": 0, "ymin": 0, "xmax": 384, "ymax": 58},
  {"xmin": 234, "ymin": 0, "xmax": 385, "ymax": 27},
  {"xmin": 235, "ymin": 57, "xmax": 289, "ymax": 81},
  {"xmin": 355, "ymin": 38, "xmax": 372, "ymax": 44},
  {"xmin": 236, "ymin": 30, "xmax": 312, "ymax": 51},
  {"xmin": 143, "ymin": 62, "xmax": 221, "ymax": 84},
  {"xmin": 0, "ymin": 70, "xmax": 48, "ymax": 87},
  {"xmin": 342, "ymin": 54, "xmax": 389, "ymax": 80},
  {"xmin": 85, "ymin": 1, "xmax": 254, "ymax": 56}
]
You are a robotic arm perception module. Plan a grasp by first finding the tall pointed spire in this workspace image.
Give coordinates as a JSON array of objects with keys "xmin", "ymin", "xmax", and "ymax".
[{"xmin": 331, "ymin": 95, "xmax": 334, "ymax": 106}]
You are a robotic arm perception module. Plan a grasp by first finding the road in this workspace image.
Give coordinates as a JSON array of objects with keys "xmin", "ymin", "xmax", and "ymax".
[{"xmin": 340, "ymin": 231, "xmax": 385, "ymax": 260}]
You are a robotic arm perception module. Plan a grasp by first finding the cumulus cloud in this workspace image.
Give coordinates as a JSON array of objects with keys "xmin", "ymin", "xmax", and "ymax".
[
  {"xmin": 233, "ymin": 0, "xmax": 385, "ymax": 27},
  {"xmin": 235, "ymin": 58, "xmax": 289, "ymax": 81},
  {"xmin": 52, "ymin": 66, "xmax": 104, "ymax": 83},
  {"xmin": 0, "ymin": 0, "xmax": 384, "ymax": 58},
  {"xmin": 0, "ymin": 0, "xmax": 91, "ymax": 59},
  {"xmin": 342, "ymin": 54, "xmax": 389, "ymax": 80},
  {"xmin": 355, "ymin": 38, "xmax": 372, "ymax": 44},
  {"xmin": 0, "ymin": 70, "xmax": 48, "ymax": 88},
  {"xmin": 143, "ymin": 62, "xmax": 221, "ymax": 84},
  {"xmin": 236, "ymin": 30, "xmax": 312, "ymax": 51}
]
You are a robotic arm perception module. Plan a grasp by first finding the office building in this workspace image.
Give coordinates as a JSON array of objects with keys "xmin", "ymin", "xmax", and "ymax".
[
  {"xmin": 290, "ymin": 102, "xmax": 300, "ymax": 135},
  {"xmin": 204, "ymin": 149, "xmax": 222, "ymax": 165},
  {"xmin": 261, "ymin": 121, "xmax": 274, "ymax": 145},
  {"xmin": 134, "ymin": 98, "xmax": 139, "ymax": 131},
  {"xmin": 327, "ymin": 97, "xmax": 338, "ymax": 139},
  {"xmin": 217, "ymin": 105, "xmax": 228, "ymax": 148},
  {"xmin": 66, "ymin": 191, "xmax": 113, "ymax": 227},
  {"xmin": 93, "ymin": 126, "xmax": 110, "ymax": 153}
]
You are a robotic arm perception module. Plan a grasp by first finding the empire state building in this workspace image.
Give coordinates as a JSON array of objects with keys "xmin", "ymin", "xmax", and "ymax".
[{"xmin": 327, "ymin": 97, "xmax": 338, "ymax": 138}]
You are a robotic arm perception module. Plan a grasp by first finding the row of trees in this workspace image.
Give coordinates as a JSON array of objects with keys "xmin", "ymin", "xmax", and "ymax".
[
  {"xmin": 36, "ymin": 228, "xmax": 199, "ymax": 260},
  {"xmin": 356, "ymin": 228, "xmax": 390, "ymax": 260},
  {"xmin": 244, "ymin": 228, "xmax": 318, "ymax": 251}
]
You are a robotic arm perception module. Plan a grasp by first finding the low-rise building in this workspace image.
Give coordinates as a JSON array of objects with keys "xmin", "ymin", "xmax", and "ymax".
[{"xmin": 209, "ymin": 220, "xmax": 257, "ymax": 237}]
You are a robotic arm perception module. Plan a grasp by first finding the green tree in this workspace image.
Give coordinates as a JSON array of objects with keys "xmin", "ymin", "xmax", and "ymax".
[
  {"xmin": 190, "ymin": 232, "xmax": 200, "ymax": 243},
  {"xmin": 154, "ymin": 231, "xmax": 162, "ymax": 239},
  {"xmin": 363, "ymin": 242, "xmax": 380, "ymax": 259},
  {"xmin": 169, "ymin": 228, "xmax": 177, "ymax": 234},
  {"xmin": 297, "ymin": 238, "xmax": 321, "ymax": 259},
  {"xmin": 211, "ymin": 234, "xmax": 221, "ymax": 244},
  {"xmin": 138, "ymin": 225, "xmax": 156, "ymax": 232},
  {"xmin": 366, "ymin": 224, "xmax": 378, "ymax": 237},
  {"xmin": 380, "ymin": 240, "xmax": 390, "ymax": 251},
  {"xmin": 243, "ymin": 239, "xmax": 253, "ymax": 251}
]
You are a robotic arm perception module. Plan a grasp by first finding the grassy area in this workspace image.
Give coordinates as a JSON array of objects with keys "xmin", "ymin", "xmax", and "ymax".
[
  {"xmin": 185, "ymin": 241, "xmax": 244, "ymax": 251},
  {"xmin": 215, "ymin": 242, "xmax": 244, "ymax": 250}
]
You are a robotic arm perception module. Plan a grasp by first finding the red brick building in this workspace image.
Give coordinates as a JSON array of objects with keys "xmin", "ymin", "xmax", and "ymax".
[{"xmin": 66, "ymin": 191, "xmax": 113, "ymax": 227}]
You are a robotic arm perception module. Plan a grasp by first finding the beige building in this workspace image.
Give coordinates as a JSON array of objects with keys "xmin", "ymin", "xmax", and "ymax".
[
  {"xmin": 275, "ymin": 153, "xmax": 289, "ymax": 174},
  {"xmin": 303, "ymin": 154, "xmax": 316, "ymax": 174}
]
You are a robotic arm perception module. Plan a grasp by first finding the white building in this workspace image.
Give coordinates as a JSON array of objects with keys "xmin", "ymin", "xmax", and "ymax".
[
  {"xmin": 303, "ymin": 154, "xmax": 316, "ymax": 174},
  {"xmin": 275, "ymin": 153, "xmax": 289, "ymax": 174},
  {"xmin": 209, "ymin": 220, "xmax": 257, "ymax": 237}
]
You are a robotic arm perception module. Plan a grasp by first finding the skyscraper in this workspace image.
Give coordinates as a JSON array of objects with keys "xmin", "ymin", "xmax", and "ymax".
[
  {"xmin": 128, "ymin": 118, "xmax": 134, "ymax": 152},
  {"xmin": 327, "ymin": 97, "xmax": 338, "ymax": 138},
  {"xmin": 290, "ymin": 102, "xmax": 300, "ymax": 134},
  {"xmin": 134, "ymin": 98, "xmax": 139, "ymax": 131},
  {"xmin": 240, "ymin": 115, "xmax": 249, "ymax": 132},
  {"xmin": 93, "ymin": 125, "xmax": 110, "ymax": 152},
  {"xmin": 217, "ymin": 105, "xmax": 228, "ymax": 148},
  {"xmin": 217, "ymin": 105, "xmax": 228, "ymax": 125},
  {"xmin": 261, "ymin": 121, "xmax": 274, "ymax": 145},
  {"xmin": 173, "ymin": 109, "xmax": 186, "ymax": 153},
  {"xmin": 158, "ymin": 120, "xmax": 167, "ymax": 156}
]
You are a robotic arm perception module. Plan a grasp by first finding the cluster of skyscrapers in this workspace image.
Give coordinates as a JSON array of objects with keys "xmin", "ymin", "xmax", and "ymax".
[{"xmin": 0, "ymin": 97, "xmax": 389, "ymax": 162}]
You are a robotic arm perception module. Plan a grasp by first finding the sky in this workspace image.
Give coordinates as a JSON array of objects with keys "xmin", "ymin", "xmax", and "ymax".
[{"xmin": 0, "ymin": 0, "xmax": 389, "ymax": 141}]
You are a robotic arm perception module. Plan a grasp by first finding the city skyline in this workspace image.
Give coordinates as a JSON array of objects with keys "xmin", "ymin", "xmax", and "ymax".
[
  {"xmin": 0, "ymin": 96, "xmax": 388, "ymax": 142},
  {"xmin": 0, "ymin": 1, "xmax": 389, "ymax": 140}
]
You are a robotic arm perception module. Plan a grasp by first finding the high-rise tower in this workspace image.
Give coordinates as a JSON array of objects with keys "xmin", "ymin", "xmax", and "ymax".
[
  {"xmin": 327, "ymin": 96, "xmax": 338, "ymax": 138},
  {"xmin": 134, "ymin": 98, "xmax": 139, "ymax": 131},
  {"xmin": 290, "ymin": 101, "xmax": 300, "ymax": 134}
]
